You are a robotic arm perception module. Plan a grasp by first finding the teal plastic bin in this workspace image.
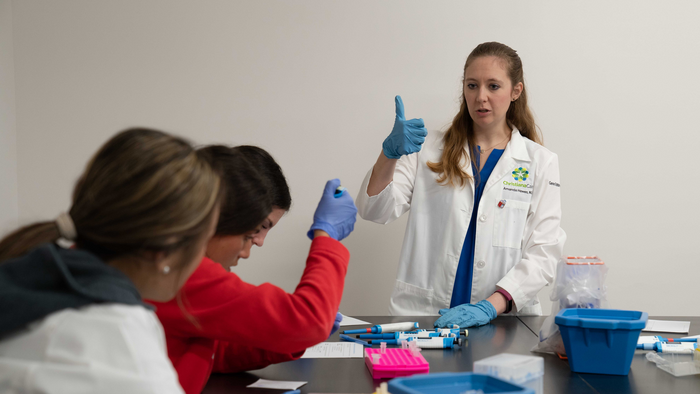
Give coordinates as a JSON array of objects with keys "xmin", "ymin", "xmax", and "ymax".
[
  {"xmin": 555, "ymin": 308, "xmax": 648, "ymax": 375},
  {"xmin": 387, "ymin": 372, "xmax": 534, "ymax": 394}
]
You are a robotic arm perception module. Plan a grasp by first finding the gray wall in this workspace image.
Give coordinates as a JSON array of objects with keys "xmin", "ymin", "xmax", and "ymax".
[
  {"xmin": 3, "ymin": 0, "xmax": 699, "ymax": 316},
  {"xmin": 0, "ymin": 0, "xmax": 18, "ymax": 235}
]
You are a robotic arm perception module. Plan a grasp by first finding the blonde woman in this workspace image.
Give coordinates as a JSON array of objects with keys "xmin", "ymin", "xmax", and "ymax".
[
  {"xmin": 357, "ymin": 42, "xmax": 566, "ymax": 327},
  {"xmin": 0, "ymin": 128, "xmax": 221, "ymax": 393}
]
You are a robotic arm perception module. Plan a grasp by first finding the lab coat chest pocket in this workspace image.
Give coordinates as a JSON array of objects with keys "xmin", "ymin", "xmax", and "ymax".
[{"xmin": 493, "ymin": 199, "xmax": 530, "ymax": 249}]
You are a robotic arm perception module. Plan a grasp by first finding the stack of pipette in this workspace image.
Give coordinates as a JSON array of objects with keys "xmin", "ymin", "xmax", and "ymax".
[{"xmin": 340, "ymin": 322, "xmax": 468, "ymax": 349}]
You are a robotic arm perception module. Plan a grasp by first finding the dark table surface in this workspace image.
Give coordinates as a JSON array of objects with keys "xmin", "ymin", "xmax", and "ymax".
[
  {"xmin": 519, "ymin": 315, "xmax": 700, "ymax": 394},
  {"xmin": 204, "ymin": 315, "xmax": 700, "ymax": 394}
]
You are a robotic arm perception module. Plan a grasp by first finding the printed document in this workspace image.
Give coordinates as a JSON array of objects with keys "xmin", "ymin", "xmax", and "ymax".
[
  {"xmin": 643, "ymin": 320, "xmax": 690, "ymax": 333},
  {"xmin": 301, "ymin": 342, "xmax": 364, "ymax": 358}
]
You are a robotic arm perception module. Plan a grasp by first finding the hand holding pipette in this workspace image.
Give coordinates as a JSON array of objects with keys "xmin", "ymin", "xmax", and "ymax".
[
  {"xmin": 307, "ymin": 179, "xmax": 357, "ymax": 241},
  {"xmin": 328, "ymin": 312, "xmax": 342, "ymax": 338}
]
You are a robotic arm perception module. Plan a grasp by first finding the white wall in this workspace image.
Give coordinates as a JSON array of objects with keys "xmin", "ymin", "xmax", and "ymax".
[
  {"xmin": 0, "ymin": 0, "xmax": 18, "ymax": 234},
  {"xmin": 7, "ymin": 0, "xmax": 700, "ymax": 316}
]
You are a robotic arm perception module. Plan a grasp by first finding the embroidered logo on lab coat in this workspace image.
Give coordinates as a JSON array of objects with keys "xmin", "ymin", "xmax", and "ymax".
[
  {"xmin": 511, "ymin": 167, "xmax": 529, "ymax": 181},
  {"xmin": 503, "ymin": 166, "xmax": 533, "ymax": 196}
]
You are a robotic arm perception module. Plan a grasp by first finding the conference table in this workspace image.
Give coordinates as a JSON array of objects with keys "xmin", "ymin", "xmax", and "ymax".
[{"xmin": 203, "ymin": 316, "xmax": 700, "ymax": 394}]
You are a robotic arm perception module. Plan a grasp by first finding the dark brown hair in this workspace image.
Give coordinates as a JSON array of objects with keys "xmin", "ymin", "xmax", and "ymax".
[
  {"xmin": 233, "ymin": 145, "xmax": 291, "ymax": 211},
  {"xmin": 427, "ymin": 42, "xmax": 542, "ymax": 187},
  {"xmin": 197, "ymin": 145, "xmax": 273, "ymax": 236}
]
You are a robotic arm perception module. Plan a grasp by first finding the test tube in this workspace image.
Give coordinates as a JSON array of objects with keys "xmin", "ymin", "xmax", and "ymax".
[
  {"xmin": 408, "ymin": 340, "xmax": 422, "ymax": 357},
  {"xmin": 372, "ymin": 354, "xmax": 381, "ymax": 364},
  {"xmin": 380, "ymin": 342, "xmax": 387, "ymax": 354},
  {"xmin": 401, "ymin": 340, "xmax": 408, "ymax": 349}
]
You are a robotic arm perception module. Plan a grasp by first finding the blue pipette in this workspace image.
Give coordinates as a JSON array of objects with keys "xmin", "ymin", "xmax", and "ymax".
[
  {"xmin": 334, "ymin": 186, "xmax": 346, "ymax": 198},
  {"xmin": 358, "ymin": 329, "xmax": 460, "ymax": 340},
  {"xmin": 342, "ymin": 322, "xmax": 419, "ymax": 334},
  {"xmin": 339, "ymin": 334, "xmax": 371, "ymax": 347},
  {"xmin": 655, "ymin": 336, "xmax": 698, "ymax": 343}
]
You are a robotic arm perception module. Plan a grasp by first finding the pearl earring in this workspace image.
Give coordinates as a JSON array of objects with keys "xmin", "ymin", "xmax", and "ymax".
[{"xmin": 163, "ymin": 266, "xmax": 170, "ymax": 275}]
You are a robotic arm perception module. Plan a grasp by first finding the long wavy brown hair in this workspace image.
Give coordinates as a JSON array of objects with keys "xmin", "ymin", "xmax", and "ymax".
[{"xmin": 427, "ymin": 42, "xmax": 543, "ymax": 187}]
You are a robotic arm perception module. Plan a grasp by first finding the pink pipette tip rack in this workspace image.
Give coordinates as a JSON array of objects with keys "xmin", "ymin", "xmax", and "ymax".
[{"xmin": 364, "ymin": 347, "xmax": 429, "ymax": 379}]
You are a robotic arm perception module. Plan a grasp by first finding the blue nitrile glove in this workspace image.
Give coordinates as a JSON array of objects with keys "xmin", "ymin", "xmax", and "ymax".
[
  {"xmin": 433, "ymin": 300, "xmax": 498, "ymax": 328},
  {"xmin": 382, "ymin": 95, "xmax": 428, "ymax": 159},
  {"xmin": 328, "ymin": 312, "xmax": 343, "ymax": 338},
  {"xmin": 307, "ymin": 179, "xmax": 358, "ymax": 241}
]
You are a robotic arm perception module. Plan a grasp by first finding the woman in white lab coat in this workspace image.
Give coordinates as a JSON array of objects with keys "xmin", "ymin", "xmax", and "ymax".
[
  {"xmin": 356, "ymin": 42, "xmax": 566, "ymax": 327},
  {"xmin": 0, "ymin": 128, "xmax": 221, "ymax": 393}
]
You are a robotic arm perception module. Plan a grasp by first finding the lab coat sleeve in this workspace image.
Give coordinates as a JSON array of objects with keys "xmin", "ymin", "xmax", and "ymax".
[
  {"xmin": 355, "ymin": 152, "xmax": 419, "ymax": 225},
  {"xmin": 496, "ymin": 154, "xmax": 566, "ymax": 312}
]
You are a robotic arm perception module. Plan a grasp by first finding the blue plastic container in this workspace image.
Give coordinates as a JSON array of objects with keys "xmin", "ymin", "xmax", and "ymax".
[
  {"xmin": 555, "ymin": 308, "xmax": 648, "ymax": 375},
  {"xmin": 387, "ymin": 372, "xmax": 534, "ymax": 394}
]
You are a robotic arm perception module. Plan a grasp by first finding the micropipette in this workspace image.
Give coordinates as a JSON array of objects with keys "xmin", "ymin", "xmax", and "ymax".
[
  {"xmin": 339, "ymin": 334, "xmax": 371, "ymax": 347},
  {"xmin": 368, "ymin": 337, "xmax": 462, "ymax": 349},
  {"xmin": 334, "ymin": 186, "xmax": 346, "ymax": 198},
  {"xmin": 637, "ymin": 342, "xmax": 698, "ymax": 353},
  {"xmin": 342, "ymin": 322, "xmax": 419, "ymax": 334}
]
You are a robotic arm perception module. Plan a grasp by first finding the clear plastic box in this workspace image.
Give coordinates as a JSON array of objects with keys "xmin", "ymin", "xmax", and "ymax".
[
  {"xmin": 646, "ymin": 351, "xmax": 700, "ymax": 377},
  {"xmin": 473, "ymin": 353, "xmax": 544, "ymax": 394}
]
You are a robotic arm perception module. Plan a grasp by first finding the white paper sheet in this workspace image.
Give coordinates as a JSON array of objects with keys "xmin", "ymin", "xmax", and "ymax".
[
  {"xmin": 637, "ymin": 336, "xmax": 659, "ymax": 345},
  {"xmin": 681, "ymin": 335, "xmax": 700, "ymax": 339},
  {"xmin": 246, "ymin": 378, "xmax": 306, "ymax": 390},
  {"xmin": 300, "ymin": 342, "xmax": 364, "ymax": 358},
  {"xmin": 339, "ymin": 314, "xmax": 371, "ymax": 326},
  {"xmin": 642, "ymin": 320, "xmax": 690, "ymax": 333}
]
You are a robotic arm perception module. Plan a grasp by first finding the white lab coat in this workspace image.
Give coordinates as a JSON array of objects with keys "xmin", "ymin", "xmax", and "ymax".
[
  {"xmin": 356, "ymin": 127, "xmax": 566, "ymax": 316},
  {"xmin": 0, "ymin": 304, "xmax": 184, "ymax": 394}
]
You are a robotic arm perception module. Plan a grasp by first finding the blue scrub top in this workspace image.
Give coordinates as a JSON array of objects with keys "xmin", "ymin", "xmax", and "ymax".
[{"xmin": 450, "ymin": 147, "xmax": 505, "ymax": 308}]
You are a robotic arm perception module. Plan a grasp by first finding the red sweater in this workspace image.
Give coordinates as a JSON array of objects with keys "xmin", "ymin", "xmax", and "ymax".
[{"xmin": 149, "ymin": 237, "xmax": 349, "ymax": 394}]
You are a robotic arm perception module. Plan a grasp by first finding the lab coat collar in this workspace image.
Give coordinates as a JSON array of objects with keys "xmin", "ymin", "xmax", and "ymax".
[
  {"xmin": 436, "ymin": 126, "xmax": 529, "ymax": 191},
  {"xmin": 482, "ymin": 127, "xmax": 531, "ymax": 193},
  {"xmin": 507, "ymin": 127, "xmax": 531, "ymax": 162},
  {"xmin": 437, "ymin": 126, "xmax": 530, "ymax": 160}
]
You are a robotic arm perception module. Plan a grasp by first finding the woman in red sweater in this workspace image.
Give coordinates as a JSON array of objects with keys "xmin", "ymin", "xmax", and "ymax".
[{"xmin": 150, "ymin": 145, "xmax": 357, "ymax": 394}]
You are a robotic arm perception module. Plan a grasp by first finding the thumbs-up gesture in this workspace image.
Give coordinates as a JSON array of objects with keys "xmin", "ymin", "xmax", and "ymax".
[{"xmin": 382, "ymin": 95, "xmax": 428, "ymax": 159}]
